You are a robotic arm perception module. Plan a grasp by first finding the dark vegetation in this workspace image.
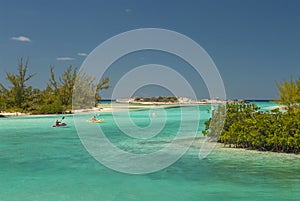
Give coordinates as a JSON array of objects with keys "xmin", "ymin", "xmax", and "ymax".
[
  {"xmin": 134, "ymin": 96, "xmax": 178, "ymax": 103},
  {"xmin": 203, "ymin": 76, "xmax": 300, "ymax": 153}
]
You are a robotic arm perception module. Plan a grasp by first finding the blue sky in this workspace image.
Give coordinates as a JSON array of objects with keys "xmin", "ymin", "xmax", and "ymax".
[{"xmin": 0, "ymin": 0, "xmax": 300, "ymax": 99}]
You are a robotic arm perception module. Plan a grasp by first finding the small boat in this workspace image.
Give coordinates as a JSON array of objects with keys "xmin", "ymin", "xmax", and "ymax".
[
  {"xmin": 86, "ymin": 119, "xmax": 105, "ymax": 123},
  {"xmin": 52, "ymin": 123, "xmax": 67, "ymax": 127}
]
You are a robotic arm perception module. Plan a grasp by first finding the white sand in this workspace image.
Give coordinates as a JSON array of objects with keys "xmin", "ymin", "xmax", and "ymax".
[{"xmin": 0, "ymin": 112, "xmax": 28, "ymax": 117}]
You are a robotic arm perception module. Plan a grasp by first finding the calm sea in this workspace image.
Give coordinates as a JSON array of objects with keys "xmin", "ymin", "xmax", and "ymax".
[{"xmin": 0, "ymin": 102, "xmax": 299, "ymax": 201}]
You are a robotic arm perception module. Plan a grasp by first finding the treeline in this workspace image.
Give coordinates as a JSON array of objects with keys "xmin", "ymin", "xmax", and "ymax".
[
  {"xmin": 203, "ymin": 76, "xmax": 300, "ymax": 153},
  {"xmin": 0, "ymin": 58, "xmax": 110, "ymax": 114},
  {"xmin": 134, "ymin": 96, "xmax": 178, "ymax": 103}
]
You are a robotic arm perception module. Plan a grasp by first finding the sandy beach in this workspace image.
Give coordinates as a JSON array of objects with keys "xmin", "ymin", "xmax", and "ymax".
[{"xmin": 0, "ymin": 111, "xmax": 29, "ymax": 117}]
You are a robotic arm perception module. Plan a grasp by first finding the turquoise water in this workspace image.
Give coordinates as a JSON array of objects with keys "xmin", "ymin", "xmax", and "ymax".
[{"xmin": 0, "ymin": 103, "xmax": 300, "ymax": 201}]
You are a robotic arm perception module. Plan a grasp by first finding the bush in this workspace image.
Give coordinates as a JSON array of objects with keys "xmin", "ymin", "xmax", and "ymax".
[
  {"xmin": 38, "ymin": 101, "xmax": 64, "ymax": 114},
  {"xmin": 203, "ymin": 103, "xmax": 300, "ymax": 153}
]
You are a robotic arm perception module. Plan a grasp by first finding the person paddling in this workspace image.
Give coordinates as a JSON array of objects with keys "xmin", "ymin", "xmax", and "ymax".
[
  {"xmin": 52, "ymin": 117, "xmax": 66, "ymax": 127},
  {"xmin": 55, "ymin": 119, "xmax": 61, "ymax": 126}
]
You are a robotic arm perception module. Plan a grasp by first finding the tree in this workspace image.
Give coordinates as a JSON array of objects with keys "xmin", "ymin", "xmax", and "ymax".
[
  {"xmin": 276, "ymin": 76, "xmax": 300, "ymax": 109},
  {"xmin": 48, "ymin": 66, "xmax": 58, "ymax": 95},
  {"xmin": 47, "ymin": 67, "xmax": 111, "ymax": 111},
  {"xmin": 95, "ymin": 77, "xmax": 110, "ymax": 105},
  {"xmin": 0, "ymin": 88, "xmax": 6, "ymax": 111},
  {"xmin": 72, "ymin": 71, "xmax": 110, "ymax": 109},
  {"xmin": 0, "ymin": 58, "xmax": 36, "ymax": 110},
  {"xmin": 0, "ymin": 59, "xmax": 111, "ymax": 114},
  {"xmin": 72, "ymin": 71, "xmax": 97, "ymax": 109},
  {"xmin": 47, "ymin": 65, "xmax": 78, "ymax": 111},
  {"xmin": 58, "ymin": 65, "xmax": 78, "ymax": 108}
]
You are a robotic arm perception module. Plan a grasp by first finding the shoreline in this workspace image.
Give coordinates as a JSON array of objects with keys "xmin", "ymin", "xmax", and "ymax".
[
  {"xmin": 1, "ymin": 100, "xmax": 281, "ymax": 117},
  {"xmin": 0, "ymin": 101, "xmax": 284, "ymax": 117},
  {"xmin": 0, "ymin": 111, "xmax": 30, "ymax": 117},
  {"xmin": 170, "ymin": 137, "xmax": 300, "ymax": 157},
  {"xmin": 141, "ymin": 136, "xmax": 300, "ymax": 157},
  {"xmin": 0, "ymin": 102, "xmax": 209, "ymax": 117},
  {"xmin": 217, "ymin": 142, "xmax": 300, "ymax": 156}
]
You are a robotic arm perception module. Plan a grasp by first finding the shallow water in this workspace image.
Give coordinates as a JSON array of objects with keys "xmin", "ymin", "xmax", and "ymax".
[{"xmin": 0, "ymin": 103, "xmax": 299, "ymax": 201}]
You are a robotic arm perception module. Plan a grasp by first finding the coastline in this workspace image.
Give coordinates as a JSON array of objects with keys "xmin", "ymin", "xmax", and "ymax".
[
  {"xmin": 0, "ymin": 111, "xmax": 30, "ymax": 117},
  {"xmin": 0, "ymin": 100, "xmax": 281, "ymax": 117},
  {"xmin": 167, "ymin": 137, "xmax": 300, "ymax": 157},
  {"xmin": 141, "ymin": 135, "xmax": 300, "ymax": 157},
  {"xmin": 0, "ymin": 103, "xmax": 180, "ymax": 117}
]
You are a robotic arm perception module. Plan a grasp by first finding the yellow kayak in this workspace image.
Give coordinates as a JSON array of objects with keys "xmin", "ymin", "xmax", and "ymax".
[{"xmin": 86, "ymin": 119, "xmax": 105, "ymax": 123}]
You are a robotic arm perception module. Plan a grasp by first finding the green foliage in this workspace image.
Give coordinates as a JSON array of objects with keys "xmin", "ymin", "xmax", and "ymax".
[
  {"xmin": 0, "ymin": 58, "xmax": 110, "ymax": 114},
  {"xmin": 203, "ymin": 103, "xmax": 300, "ymax": 153},
  {"xmin": 72, "ymin": 71, "xmax": 95, "ymax": 109},
  {"xmin": 48, "ymin": 65, "xmax": 78, "ymax": 111},
  {"xmin": 38, "ymin": 100, "xmax": 64, "ymax": 114},
  {"xmin": 202, "ymin": 75, "xmax": 300, "ymax": 153},
  {"xmin": 95, "ymin": 77, "xmax": 110, "ymax": 104},
  {"xmin": 276, "ymin": 76, "xmax": 300, "ymax": 109},
  {"xmin": 202, "ymin": 105, "xmax": 226, "ymax": 141},
  {"xmin": 0, "ymin": 58, "xmax": 36, "ymax": 111},
  {"xmin": 72, "ymin": 71, "xmax": 107, "ymax": 109}
]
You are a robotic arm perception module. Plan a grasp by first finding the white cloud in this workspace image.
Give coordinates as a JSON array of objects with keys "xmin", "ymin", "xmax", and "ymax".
[
  {"xmin": 56, "ymin": 57, "xmax": 75, "ymax": 61},
  {"xmin": 77, "ymin": 52, "xmax": 88, "ymax": 57},
  {"xmin": 125, "ymin": 9, "xmax": 132, "ymax": 13},
  {"xmin": 11, "ymin": 36, "xmax": 31, "ymax": 42}
]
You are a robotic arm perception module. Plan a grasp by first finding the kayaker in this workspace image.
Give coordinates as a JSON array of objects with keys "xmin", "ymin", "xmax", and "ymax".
[
  {"xmin": 91, "ymin": 116, "xmax": 97, "ymax": 121},
  {"xmin": 55, "ymin": 119, "xmax": 61, "ymax": 126}
]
